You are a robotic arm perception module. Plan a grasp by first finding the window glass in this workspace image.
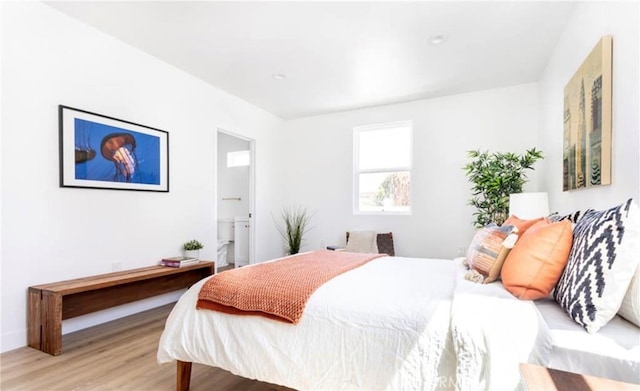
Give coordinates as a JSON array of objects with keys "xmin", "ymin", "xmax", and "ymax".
[
  {"xmin": 227, "ymin": 150, "xmax": 250, "ymax": 167},
  {"xmin": 359, "ymin": 125, "xmax": 411, "ymax": 170},
  {"xmin": 354, "ymin": 121, "xmax": 412, "ymax": 214}
]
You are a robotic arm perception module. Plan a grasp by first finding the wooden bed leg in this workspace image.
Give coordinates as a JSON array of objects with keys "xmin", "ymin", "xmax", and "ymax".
[{"xmin": 177, "ymin": 360, "xmax": 192, "ymax": 391}]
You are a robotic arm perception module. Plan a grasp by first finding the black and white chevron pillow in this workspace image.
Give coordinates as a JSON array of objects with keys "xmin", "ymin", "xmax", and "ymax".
[
  {"xmin": 554, "ymin": 199, "xmax": 640, "ymax": 333},
  {"xmin": 548, "ymin": 208, "xmax": 593, "ymax": 223}
]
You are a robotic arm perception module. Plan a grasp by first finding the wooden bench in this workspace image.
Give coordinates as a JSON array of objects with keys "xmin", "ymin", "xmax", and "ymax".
[
  {"xmin": 28, "ymin": 261, "xmax": 215, "ymax": 356},
  {"xmin": 519, "ymin": 363, "xmax": 638, "ymax": 391}
]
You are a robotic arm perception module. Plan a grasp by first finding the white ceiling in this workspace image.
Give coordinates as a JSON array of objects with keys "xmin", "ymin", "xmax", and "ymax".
[{"xmin": 46, "ymin": 1, "xmax": 576, "ymax": 119}]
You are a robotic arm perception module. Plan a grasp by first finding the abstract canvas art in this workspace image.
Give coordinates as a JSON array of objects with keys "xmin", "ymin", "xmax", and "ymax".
[{"xmin": 563, "ymin": 36, "xmax": 612, "ymax": 191}]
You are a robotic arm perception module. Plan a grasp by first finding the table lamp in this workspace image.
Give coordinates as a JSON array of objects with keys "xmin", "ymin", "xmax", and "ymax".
[{"xmin": 509, "ymin": 192, "xmax": 549, "ymax": 219}]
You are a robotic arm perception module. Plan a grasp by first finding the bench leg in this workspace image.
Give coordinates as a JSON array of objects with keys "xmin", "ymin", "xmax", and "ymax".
[
  {"xmin": 177, "ymin": 360, "xmax": 192, "ymax": 391},
  {"xmin": 27, "ymin": 288, "xmax": 42, "ymax": 350},
  {"xmin": 41, "ymin": 292, "xmax": 63, "ymax": 355}
]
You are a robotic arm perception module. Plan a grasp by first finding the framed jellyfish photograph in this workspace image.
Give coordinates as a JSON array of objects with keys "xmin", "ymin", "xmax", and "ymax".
[{"xmin": 59, "ymin": 105, "xmax": 169, "ymax": 192}]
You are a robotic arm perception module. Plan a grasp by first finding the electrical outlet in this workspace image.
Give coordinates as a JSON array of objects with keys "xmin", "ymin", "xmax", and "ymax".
[
  {"xmin": 457, "ymin": 247, "xmax": 466, "ymax": 256},
  {"xmin": 112, "ymin": 262, "xmax": 122, "ymax": 272}
]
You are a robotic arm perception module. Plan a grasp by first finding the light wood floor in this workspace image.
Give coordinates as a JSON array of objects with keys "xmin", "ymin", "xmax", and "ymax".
[{"xmin": 0, "ymin": 303, "xmax": 292, "ymax": 391}]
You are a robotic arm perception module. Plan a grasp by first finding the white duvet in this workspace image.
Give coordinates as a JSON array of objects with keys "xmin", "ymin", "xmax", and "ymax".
[
  {"xmin": 157, "ymin": 256, "xmax": 551, "ymax": 390},
  {"xmin": 450, "ymin": 263, "xmax": 552, "ymax": 390}
]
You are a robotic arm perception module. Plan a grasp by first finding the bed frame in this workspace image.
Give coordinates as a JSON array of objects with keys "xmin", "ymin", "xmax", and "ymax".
[{"xmin": 177, "ymin": 361, "xmax": 192, "ymax": 391}]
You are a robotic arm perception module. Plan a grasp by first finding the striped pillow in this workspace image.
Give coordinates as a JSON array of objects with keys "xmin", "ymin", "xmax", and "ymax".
[{"xmin": 466, "ymin": 224, "xmax": 518, "ymax": 283}]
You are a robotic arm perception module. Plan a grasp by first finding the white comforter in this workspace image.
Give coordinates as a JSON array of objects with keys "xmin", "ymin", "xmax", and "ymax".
[
  {"xmin": 450, "ymin": 262, "xmax": 552, "ymax": 390},
  {"xmin": 157, "ymin": 256, "xmax": 551, "ymax": 390}
]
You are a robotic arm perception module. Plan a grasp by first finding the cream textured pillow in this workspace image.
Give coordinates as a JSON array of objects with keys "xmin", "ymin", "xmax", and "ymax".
[
  {"xmin": 346, "ymin": 231, "xmax": 378, "ymax": 253},
  {"xmin": 618, "ymin": 266, "xmax": 640, "ymax": 327},
  {"xmin": 466, "ymin": 224, "xmax": 518, "ymax": 283}
]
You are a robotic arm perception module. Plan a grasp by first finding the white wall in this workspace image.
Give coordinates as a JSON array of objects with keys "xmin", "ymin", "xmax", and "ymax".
[
  {"xmin": 0, "ymin": 3, "xmax": 4, "ymax": 343},
  {"xmin": 538, "ymin": 1, "xmax": 639, "ymax": 212},
  {"xmin": 0, "ymin": 2, "xmax": 282, "ymax": 352},
  {"xmin": 276, "ymin": 83, "xmax": 542, "ymax": 259}
]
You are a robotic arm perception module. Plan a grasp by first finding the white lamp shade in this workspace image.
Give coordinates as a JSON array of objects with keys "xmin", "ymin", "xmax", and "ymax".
[{"xmin": 509, "ymin": 192, "xmax": 549, "ymax": 219}]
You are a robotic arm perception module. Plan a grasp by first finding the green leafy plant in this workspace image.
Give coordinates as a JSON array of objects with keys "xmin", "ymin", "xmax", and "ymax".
[
  {"xmin": 374, "ymin": 172, "xmax": 410, "ymax": 207},
  {"xmin": 183, "ymin": 239, "xmax": 204, "ymax": 251},
  {"xmin": 276, "ymin": 205, "xmax": 311, "ymax": 255},
  {"xmin": 464, "ymin": 148, "xmax": 544, "ymax": 228}
]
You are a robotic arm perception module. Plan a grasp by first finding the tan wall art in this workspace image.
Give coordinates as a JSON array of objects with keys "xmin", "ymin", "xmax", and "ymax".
[{"xmin": 563, "ymin": 36, "xmax": 612, "ymax": 191}]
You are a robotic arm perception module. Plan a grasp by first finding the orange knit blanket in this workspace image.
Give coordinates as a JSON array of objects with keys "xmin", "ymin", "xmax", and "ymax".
[{"xmin": 197, "ymin": 250, "xmax": 384, "ymax": 324}]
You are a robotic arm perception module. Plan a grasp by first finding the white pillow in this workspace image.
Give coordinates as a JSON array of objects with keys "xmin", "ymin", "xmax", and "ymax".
[
  {"xmin": 618, "ymin": 265, "xmax": 640, "ymax": 327},
  {"xmin": 554, "ymin": 199, "xmax": 640, "ymax": 333}
]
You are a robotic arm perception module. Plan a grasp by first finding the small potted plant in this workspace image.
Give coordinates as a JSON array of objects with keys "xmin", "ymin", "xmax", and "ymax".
[
  {"xmin": 275, "ymin": 205, "xmax": 311, "ymax": 255},
  {"xmin": 183, "ymin": 239, "xmax": 204, "ymax": 260}
]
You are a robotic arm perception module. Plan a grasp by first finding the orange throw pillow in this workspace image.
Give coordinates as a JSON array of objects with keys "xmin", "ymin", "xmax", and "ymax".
[
  {"xmin": 501, "ymin": 219, "xmax": 573, "ymax": 300},
  {"xmin": 503, "ymin": 215, "xmax": 544, "ymax": 235}
]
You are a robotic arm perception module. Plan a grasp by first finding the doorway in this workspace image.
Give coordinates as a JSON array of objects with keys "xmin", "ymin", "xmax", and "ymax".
[{"xmin": 216, "ymin": 130, "xmax": 255, "ymax": 269}]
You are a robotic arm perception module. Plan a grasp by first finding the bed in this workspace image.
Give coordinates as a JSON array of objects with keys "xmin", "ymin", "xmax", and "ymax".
[
  {"xmin": 157, "ymin": 251, "xmax": 630, "ymax": 390},
  {"xmin": 534, "ymin": 297, "xmax": 640, "ymax": 384},
  {"xmin": 158, "ymin": 200, "xmax": 640, "ymax": 390}
]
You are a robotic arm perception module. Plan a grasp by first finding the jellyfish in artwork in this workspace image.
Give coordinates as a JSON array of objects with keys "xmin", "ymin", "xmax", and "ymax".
[
  {"xmin": 100, "ymin": 133, "xmax": 137, "ymax": 182},
  {"xmin": 74, "ymin": 121, "xmax": 96, "ymax": 164},
  {"xmin": 75, "ymin": 144, "xmax": 96, "ymax": 164}
]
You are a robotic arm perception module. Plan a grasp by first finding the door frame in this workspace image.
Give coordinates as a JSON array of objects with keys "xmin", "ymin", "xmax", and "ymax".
[{"xmin": 216, "ymin": 129, "xmax": 256, "ymax": 266}]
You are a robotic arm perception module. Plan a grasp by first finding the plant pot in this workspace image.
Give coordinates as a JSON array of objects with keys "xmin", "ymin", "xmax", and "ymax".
[{"xmin": 184, "ymin": 250, "xmax": 200, "ymax": 260}]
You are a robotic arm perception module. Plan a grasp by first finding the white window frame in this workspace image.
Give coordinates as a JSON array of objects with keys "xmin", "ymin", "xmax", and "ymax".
[{"xmin": 353, "ymin": 120, "xmax": 413, "ymax": 215}]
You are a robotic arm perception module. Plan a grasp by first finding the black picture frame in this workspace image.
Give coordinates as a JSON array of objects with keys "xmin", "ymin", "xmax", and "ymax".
[{"xmin": 59, "ymin": 105, "xmax": 169, "ymax": 192}]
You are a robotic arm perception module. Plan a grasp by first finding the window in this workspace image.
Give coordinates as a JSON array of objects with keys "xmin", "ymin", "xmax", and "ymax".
[
  {"xmin": 354, "ymin": 121, "xmax": 412, "ymax": 214},
  {"xmin": 227, "ymin": 150, "xmax": 250, "ymax": 167}
]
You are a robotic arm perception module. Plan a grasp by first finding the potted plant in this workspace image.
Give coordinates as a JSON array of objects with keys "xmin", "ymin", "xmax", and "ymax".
[
  {"xmin": 276, "ymin": 205, "xmax": 311, "ymax": 255},
  {"xmin": 464, "ymin": 148, "xmax": 543, "ymax": 228},
  {"xmin": 183, "ymin": 239, "xmax": 204, "ymax": 259}
]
